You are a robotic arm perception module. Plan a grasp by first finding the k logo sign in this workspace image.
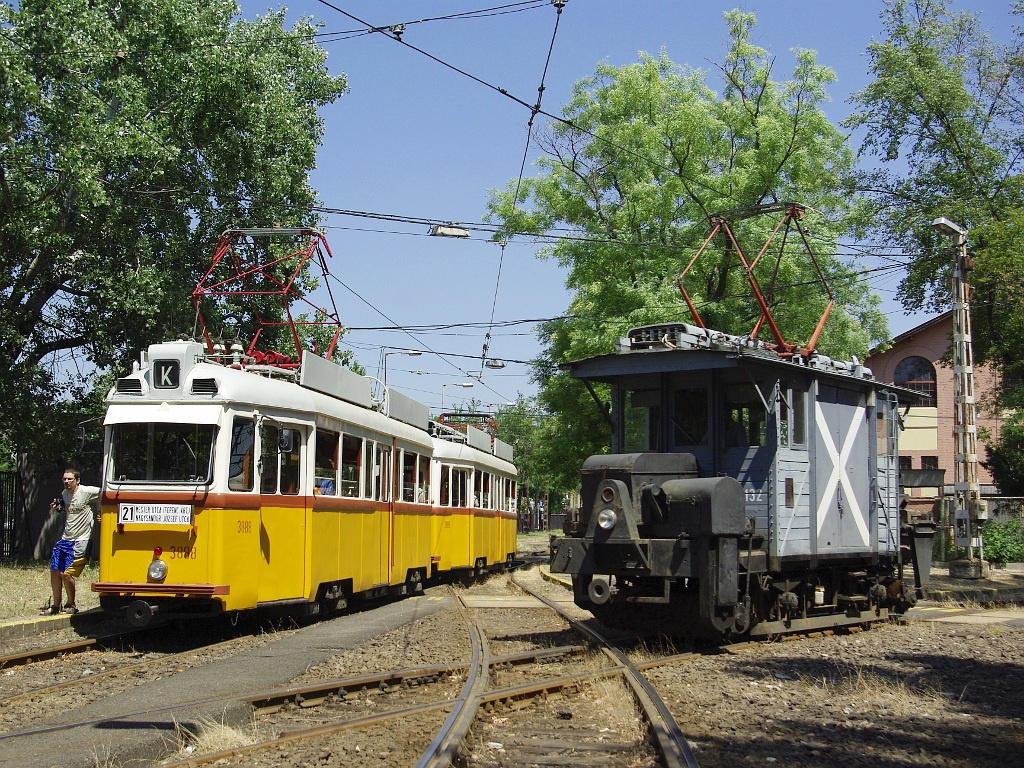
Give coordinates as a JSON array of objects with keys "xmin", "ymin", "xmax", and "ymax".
[{"xmin": 153, "ymin": 360, "xmax": 180, "ymax": 389}]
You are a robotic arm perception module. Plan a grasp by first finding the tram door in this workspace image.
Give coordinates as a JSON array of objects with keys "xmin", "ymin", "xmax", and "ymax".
[
  {"xmin": 813, "ymin": 385, "xmax": 870, "ymax": 554},
  {"xmin": 258, "ymin": 423, "xmax": 307, "ymax": 600}
]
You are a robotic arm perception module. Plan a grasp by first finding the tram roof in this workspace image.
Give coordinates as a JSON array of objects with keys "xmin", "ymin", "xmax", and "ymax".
[{"xmin": 562, "ymin": 323, "xmax": 921, "ymax": 402}]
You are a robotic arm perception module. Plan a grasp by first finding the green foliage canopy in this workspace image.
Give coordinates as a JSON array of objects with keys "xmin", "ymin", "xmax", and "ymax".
[
  {"xmin": 0, "ymin": 0, "xmax": 348, "ymax": 450},
  {"xmin": 487, "ymin": 11, "xmax": 887, "ymax": 480},
  {"xmin": 846, "ymin": 0, "xmax": 1024, "ymax": 492}
]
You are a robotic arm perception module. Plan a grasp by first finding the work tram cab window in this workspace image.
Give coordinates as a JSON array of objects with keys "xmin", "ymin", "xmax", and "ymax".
[
  {"xmin": 723, "ymin": 383, "xmax": 767, "ymax": 449},
  {"xmin": 778, "ymin": 383, "xmax": 807, "ymax": 448},
  {"xmin": 623, "ymin": 387, "xmax": 711, "ymax": 452},
  {"xmin": 112, "ymin": 422, "xmax": 216, "ymax": 484},
  {"xmin": 623, "ymin": 388, "xmax": 660, "ymax": 452}
]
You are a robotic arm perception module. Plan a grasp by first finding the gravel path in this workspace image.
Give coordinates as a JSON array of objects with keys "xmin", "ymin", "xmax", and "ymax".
[{"xmin": 651, "ymin": 618, "xmax": 1024, "ymax": 767}]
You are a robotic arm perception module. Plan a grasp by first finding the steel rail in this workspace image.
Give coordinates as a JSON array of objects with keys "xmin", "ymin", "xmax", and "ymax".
[
  {"xmin": 413, "ymin": 592, "xmax": 490, "ymax": 768},
  {"xmin": 160, "ymin": 700, "xmax": 455, "ymax": 768},
  {"xmin": 159, "ymin": 660, "xmax": 619, "ymax": 768},
  {"xmin": 512, "ymin": 572, "xmax": 701, "ymax": 768},
  {"xmin": 0, "ymin": 632, "xmax": 131, "ymax": 668},
  {"xmin": 0, "ymin": 640, "xmax": 586, "ymax": 742}
]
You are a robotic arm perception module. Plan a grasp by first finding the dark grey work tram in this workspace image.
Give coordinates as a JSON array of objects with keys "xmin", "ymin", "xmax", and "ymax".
[{"xmin": 551, "ymin": 321, "xmax": 933, "ymax": 640}]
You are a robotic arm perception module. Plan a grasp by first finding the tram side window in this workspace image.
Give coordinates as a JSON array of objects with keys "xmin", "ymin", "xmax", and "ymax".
[
  {"xmin": 671, "ymin": 388, "xmax": 709, "ymax": 447},
  {"xmin": 365, "ymin": 442, "xmax": 391, "ymax": 502},
  {"xmin": 402, "ymin": 450, "xmax": 417, "ymax": 502},
  {"xmin": 779, "ymin": 384, "xmax": 807, "ymax": 447},
  {"xmin": 724, "ymin": 383, "xmax": 767, "ymax": 448},
  {"xmin": 624, "ymin": 389, "xmax": 660, "ymax": 452},
  {"xmin": 495, "ymin": 475, "xmax": 505, "ymax": 511},
  {"xmin": 228, "ymin": 418, "xmax": 255, "ymax": 491},
  {"xmin": 473, "ymin": 471, "xmax": 482, "ymax": 507},
  {"xmin": 482, "ymin": 472, "xmax": 491, "ymax": 509},
  {"xmin": 452, "ymin": 468, "xmax": 468, "ymax": 507},
  {"xmin": 340, "ymin": 434, "xmax": 362, "ymax": 497},
  {"xmin": 439, "ymin": 465, "xmax": 450, "ymax": 506},
  {"xmin": 417, "ymin": 454, "xmax": 430, "ymax": 503},
  {"xmin": 380, "ymin": 445, "xmax": 391, "ymax": 502},
  {"xmin": 363, "ymin": 441, "xmax": 374, "ymax": 499},
  {"xmin": 315, "ymin": 429, "xmax": 339, "ymax": 495}
]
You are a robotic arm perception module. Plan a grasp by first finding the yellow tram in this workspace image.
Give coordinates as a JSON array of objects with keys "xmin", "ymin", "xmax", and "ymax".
[{"xmin": 93, "ymin": 340, "xmax": 517, "ymax": 626}]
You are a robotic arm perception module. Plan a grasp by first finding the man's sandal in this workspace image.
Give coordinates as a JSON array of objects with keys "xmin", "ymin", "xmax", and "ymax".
[
  {"xmin": 38, "ymin": 605, "xmax": 59, "ymax": 616},
  {"xmin": 62, "ymin": 605, "xmax": 79, "ymax": 614}
]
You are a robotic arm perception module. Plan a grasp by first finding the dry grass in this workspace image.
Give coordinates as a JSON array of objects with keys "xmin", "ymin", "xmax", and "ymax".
[
  {"xmin": 0, "ymin": 559, "xmax": 102, "ymax": 620},
  {"xmin": 801, "ymin": 662, "xmax": 944, "ymax": 707},
  {"xmin": 160, "ymin": 714, "xmax": 272, "ymax": 765},
  {"xmin": 581, "ymin": 674, "xmax": 646, "ymax": 743}
]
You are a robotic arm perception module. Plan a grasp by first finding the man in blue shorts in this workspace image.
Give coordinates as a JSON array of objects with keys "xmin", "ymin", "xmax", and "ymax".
[{"xmin": 40, "ymin": 468, "xmax": 100, "ymax": 615}]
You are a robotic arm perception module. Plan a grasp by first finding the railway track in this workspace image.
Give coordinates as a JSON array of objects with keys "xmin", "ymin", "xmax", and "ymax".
[
  {"xmin": 149, "ymin": 575, "xmax": 696, "ymax": 767},
  {"xmin": 0, "ymin": 569, "xmax": 705, "ymax": 767}
]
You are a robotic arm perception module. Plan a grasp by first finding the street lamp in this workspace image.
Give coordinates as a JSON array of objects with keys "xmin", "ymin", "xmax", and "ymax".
[
  {"xmin": 429, "ymin": 223, "xmax": 470, "ymax": 238},
  {"xmin": 382, "ymin": 349, "xmax": 421, "ymax": 390},
  {"xmin": 932, "ymin": 216, "xmax": 965, "ymax": 241},
  {"xmin": 440, "ymin": 382, "xmax": 474, "ymax": 413}
]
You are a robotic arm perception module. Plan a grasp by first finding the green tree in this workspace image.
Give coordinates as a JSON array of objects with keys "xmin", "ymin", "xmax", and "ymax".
[
  {"xmin": 487, "ymin": 11, "xmax": 886, "ymax": 481},
  {"xmin": 492, "ymin": 395, "xmax": 574, "ymax": 511},
  {"xmin": 846, "ymin": 0, "xmax": 1024, "ymax": 492},
  {"xmin": 0, "ymin": 0, "xmax": 348, "ymax": 451}
]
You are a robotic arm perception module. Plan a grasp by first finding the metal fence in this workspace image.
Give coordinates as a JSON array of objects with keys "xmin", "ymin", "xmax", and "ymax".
[{"xmin": 0, "ymin": 470, "xmax": 19, "ymax": 559}]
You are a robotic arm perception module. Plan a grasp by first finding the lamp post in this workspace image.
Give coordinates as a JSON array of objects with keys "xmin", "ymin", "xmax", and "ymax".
[
  {"xmin": 382, "ymin": 349, "xmax": 421, "ymax": 390},
  {"xmin": 931, "ymin": 217, "xmax": 987, "ymax": 578},
  {"xmin": 441, "ymin": 382, "xmax": 474, "ymax": 414}
]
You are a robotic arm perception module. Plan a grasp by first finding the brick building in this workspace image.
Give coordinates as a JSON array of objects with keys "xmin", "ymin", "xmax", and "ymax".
[{"xmin": 865, "ymin": 312, "xmax": 1003, "ymax": 513}]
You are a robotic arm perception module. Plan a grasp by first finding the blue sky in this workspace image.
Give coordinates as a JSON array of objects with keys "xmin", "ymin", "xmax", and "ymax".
[{"xmin": 234, "ymin": 1, "xmax": 1014, "ymax": 412}]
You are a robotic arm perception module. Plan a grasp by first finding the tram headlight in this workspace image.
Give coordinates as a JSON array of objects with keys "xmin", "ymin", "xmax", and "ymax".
[
  {"xmin": 148, "ymin": 559, "xmax": 168, "ymax": 581},
  {"xmin": 597, "ymin": 508, "xmax": 618, "ymax": 530}
]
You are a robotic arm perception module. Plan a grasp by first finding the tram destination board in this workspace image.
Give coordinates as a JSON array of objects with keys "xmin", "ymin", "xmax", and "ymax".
[{"xmin": 118, "ymin": 503, "xmax": 193, "ymax": 525}]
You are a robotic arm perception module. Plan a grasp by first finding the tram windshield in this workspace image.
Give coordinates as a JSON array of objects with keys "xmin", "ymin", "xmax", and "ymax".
[{"xmin": 111, "ymin": 423, "xmax": 216, "ymax": 484}]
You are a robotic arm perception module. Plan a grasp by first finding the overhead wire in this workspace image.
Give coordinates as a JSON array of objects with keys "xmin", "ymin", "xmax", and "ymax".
[
  {"xmin": 7, "ymin": 2, "xmax": 958, "ymax": 398},
  {"xmin": 309, "ymin": 1, "xmax": 738, "ymax": 213},
  {"xmin": 478, "ymin": 0, "xmax": 567, "ymax": 380},
  {"xmin": 323, "ymin": 270, "xmax": 518, "ymax": 406}
]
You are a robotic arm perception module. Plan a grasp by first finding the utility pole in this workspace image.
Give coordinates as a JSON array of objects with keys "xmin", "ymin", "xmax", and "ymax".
[{"xmin": 932, "ymin": 217, "xmax": 988, "ymax": 579}]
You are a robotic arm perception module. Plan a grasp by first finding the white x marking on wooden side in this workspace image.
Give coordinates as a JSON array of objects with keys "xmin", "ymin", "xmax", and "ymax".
[{"xmin": 814, "ymin": 403, "xmax": 869, "ymax": 545}]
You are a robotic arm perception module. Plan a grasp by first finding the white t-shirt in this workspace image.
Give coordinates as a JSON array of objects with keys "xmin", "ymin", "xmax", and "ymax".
[{"xmin": 61, "ymin": 484, "xmax": 100, "ymax": 542}]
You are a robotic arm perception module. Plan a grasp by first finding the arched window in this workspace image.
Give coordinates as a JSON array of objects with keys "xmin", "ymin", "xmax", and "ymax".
[{"xmin": 894, "ymin": 356, "xmax": 937, "ymax": 407}]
